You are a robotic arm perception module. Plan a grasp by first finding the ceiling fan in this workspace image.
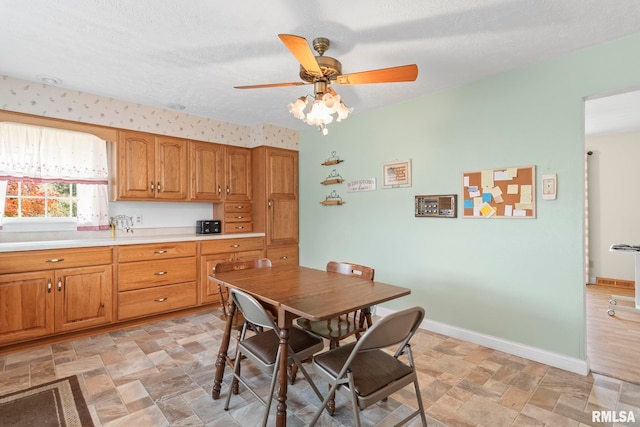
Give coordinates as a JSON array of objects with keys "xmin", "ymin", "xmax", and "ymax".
[{"xmin": 235, "ymin": 34, "xmax": 419, "ymax": 135}]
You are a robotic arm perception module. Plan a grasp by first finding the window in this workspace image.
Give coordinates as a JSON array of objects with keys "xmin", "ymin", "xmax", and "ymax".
[
  {"xmin": 0, "ymin": 122, "xmax": 110, "ymax": 231},
  {"xmin": 5, "ymin": 180, "xmax": 77, "ymax": 218}
]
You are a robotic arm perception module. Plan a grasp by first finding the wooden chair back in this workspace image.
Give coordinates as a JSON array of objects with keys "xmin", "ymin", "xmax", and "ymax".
[
  {"xmin": 326, "ymin": 261, "xmax": 374, "ymax": 281},
  {"xmin": 215, "ymin": 258, "xmax": 272, "ymax": 273}
]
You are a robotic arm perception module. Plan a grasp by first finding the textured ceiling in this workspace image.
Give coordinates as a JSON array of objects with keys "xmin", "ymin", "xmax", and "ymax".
[{"xmin": 2, "ymin": 0, "xmax": 640, "ymax": 132}]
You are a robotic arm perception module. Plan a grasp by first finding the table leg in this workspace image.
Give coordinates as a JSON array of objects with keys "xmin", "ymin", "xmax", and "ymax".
[
  {"xmin": 276, "ymin": 326, "xmax": 289, "ymax": 427},
  {"xmin": 212, "ymin": 301, "xmax": 236, "ymax": 399}
]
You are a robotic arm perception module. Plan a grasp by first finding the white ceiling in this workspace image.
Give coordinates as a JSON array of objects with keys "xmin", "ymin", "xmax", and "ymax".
[
  {"xmin": 585, "ymin": 89, "xmax": 640, "ymax": 136},
  {"xmin": 2, "ymin": 0, "xmax": 640, "ymax": 132}
]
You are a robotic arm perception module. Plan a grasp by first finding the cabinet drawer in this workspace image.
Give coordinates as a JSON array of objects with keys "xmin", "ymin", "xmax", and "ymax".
[
  {"xmin": 267, "ymin": 245, "xmax": 299, "ymax": 266},
  {"xmin": 224, "ymin": 212, "xmax": 252, "ymax": 223},
  {"xmin": 118, "ymin": 281, "xmax": 197, "ymax": 320},
  {"xmin": 200, "ymin": 237, "xmax": 264, "ymax": 255},
  {"xmin": 118, "ymin": 257, "xmax": 196, "ymax": 291},
  {"xmin": 224, "ymin": 202, "xmax": 252, "ymax": 213},
  {"xmin": 118, "ymin": 241, "xmax": 196, "ymax": 262},
  {"xmin": 224, "ymin": 222, "xmax": 253, "ymax": 234},
  {"xmin": 0, "ymin": 247, "xmax": 113, "ymax": 274}
]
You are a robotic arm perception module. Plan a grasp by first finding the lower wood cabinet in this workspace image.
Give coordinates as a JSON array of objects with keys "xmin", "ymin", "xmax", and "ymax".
[
  {"xmin": 0, "ymin": 236, "xmax": 266, "ymax": 349},
  {"xmin": 199, "ymin": 237, "xmax": 264, "ymax": 304},
  {"xmin": 0, "ymin": 247, "xmax": 113, "ymax": 346},
  {"xmin": 116, "ymin": 242, "xmax": 197, "ymax": 320},
  {"xmin": 266, "ymin": 244, "xmax": 299, "ymax": 267}
]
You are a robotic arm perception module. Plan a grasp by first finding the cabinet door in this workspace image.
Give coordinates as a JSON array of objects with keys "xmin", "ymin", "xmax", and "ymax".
[
  {"xmin": 225, "ymin": 146, "xmax": 252, "ymax": 201},
  {"xmin": 199, "ymin": 253, "xmax": 235, "ymax": 304},
  {"xmin": 189, "ymin": 141, "xmax": 225, "ymax": 201},
  {"xmin": 54, "ymin": 265, "xmax": 112, "ymax": 332},
  {"xmin": 267, "ymin": 149, "xmax": 298, "ymax": 245},
  {"xmin": 116, "ymin": 130, "xmax": 155, "ymax": 199},
  {"xmin": 155, "ymin": 136, "xmax": 188, "ymax": 200},
  {"xmin": 0, "ymin": 271, "xmax": 54, "ymax": 345}
]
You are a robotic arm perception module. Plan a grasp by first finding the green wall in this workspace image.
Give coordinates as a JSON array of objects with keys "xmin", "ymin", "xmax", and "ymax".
[{"xmin": 298, "ymin": 33, "xmax": 640, "ymax": 359}]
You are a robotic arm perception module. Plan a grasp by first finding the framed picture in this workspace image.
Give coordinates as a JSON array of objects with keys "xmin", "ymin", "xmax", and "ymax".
[{"xmin": 382, "ymin": 159, "xmax": 412, "ymax": 188}]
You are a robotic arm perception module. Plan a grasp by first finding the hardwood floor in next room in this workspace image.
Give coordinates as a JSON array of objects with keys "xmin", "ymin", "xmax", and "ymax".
[{"xmin": 586, "ymin": 284, "xmax": 640, "ymax": 385}]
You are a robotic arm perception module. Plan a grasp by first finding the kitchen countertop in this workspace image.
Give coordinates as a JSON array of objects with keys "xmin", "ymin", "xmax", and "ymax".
[{"xmin": 0, "ymin": 227, "xmax": 265, "ymax": 252}]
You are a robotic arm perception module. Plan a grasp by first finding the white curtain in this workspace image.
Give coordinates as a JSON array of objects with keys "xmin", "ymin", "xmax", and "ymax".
[{"xmin": 0, "ymin": 122, "xmax": 110, "ymax": 230}]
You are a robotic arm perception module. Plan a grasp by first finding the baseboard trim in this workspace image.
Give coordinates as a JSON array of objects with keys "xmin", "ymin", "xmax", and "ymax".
[{"xmin": 376, "ymin": 306, "xmax": 589, "ymax": 376}]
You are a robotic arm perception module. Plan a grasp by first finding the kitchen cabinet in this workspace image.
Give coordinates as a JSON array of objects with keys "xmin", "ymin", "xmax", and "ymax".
[
  {"xmin": 117, "ymin": 242, "xmax": 197, "ymax": 320},
  {"xmin": 198, "ymin": 237, "xmax": 264, "ymax": 304},
  {"xmin": 0, "ymin": 247, "xmax": 113, "ymax": 345},
  {"xmin": 252, "ymin": 147, "xmax": 299, "ymax": 266},
  {"xmin": 112, "ymin": 130, "xmax": 188, "ymax": 200},
  {"xmin": 189, "ymin": 141, "xmax": 251, "ymax": 202},
  {"xmin": 223, "ymin": 202, "xmax": 253, "ymax": 233},
  {"xmin": 266, "ymin": 244, "xmax": 299, "ymax": 267}
]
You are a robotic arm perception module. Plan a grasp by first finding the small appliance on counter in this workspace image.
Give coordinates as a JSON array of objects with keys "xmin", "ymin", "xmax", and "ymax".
[{"xmin": 196, "ymin": 220, "xmax": 221, "ymax": 234}]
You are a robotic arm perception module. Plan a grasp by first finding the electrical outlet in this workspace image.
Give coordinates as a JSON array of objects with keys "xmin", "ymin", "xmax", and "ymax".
[{"xmin": 135, "ymin": 214, "xmax": 143, "ymax": 225}]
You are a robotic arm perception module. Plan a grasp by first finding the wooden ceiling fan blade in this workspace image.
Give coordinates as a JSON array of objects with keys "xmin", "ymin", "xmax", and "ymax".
[
  {"xmin": 278, "ymin": 34, "xmax": 322, "ymax": 76},
  {"xmin": 334, "ymin": 64, "xmax": 418, "ymax": 85},
  {"xmin": 234, "ymin": 82, "xmax": 307, "ymax": 89}
]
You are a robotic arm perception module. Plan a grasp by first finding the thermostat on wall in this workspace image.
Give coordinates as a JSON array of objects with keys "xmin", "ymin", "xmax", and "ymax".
[{"xmin": 542, "ymin": 173, "xmax": 557, "ymax": 200}]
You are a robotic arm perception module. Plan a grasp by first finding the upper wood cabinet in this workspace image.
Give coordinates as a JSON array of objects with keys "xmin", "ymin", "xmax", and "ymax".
[
  {"xmin": 112, "ymin": 130, "xmax": 188, "ymax": 201},
  {"xmin": 189, "ymin": 141, "xmax": 224, "ymax": 201},
  {"xmin": 252, "ymin": 146, "xmax": 298, "ymax": 247},
  {"xmin": 189, "ymin": 141, "xmax": 251, "ymax": 202}
]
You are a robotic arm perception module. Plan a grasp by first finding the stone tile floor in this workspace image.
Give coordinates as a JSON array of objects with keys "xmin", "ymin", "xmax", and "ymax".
[{"xmin": 1, "ymin": 310, "xmax": 639, "ymax": 426}]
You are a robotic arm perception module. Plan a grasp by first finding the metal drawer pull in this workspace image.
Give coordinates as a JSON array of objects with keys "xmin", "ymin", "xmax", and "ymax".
[
  {"xmin": 236, "ymin": 226, "xmax": 244, "ymax": 229},
  {"xmin": 154, "ymin": 271, "xmax": 168, "ymax": 275},
  {"xmin": 57, "ymin": 278, "xmax": 63, "ymax": 291},
  {"xmin": 235, "ymin": 205, "xmax": 244, "ymax": 209},
  {"xmin": 236, "ymin": 216, "xmax": 244, "ymax": 219},
  {"xmin": 154, "ymin": 297, "xmax": 168, "ymax": 302},
  {"xmin": 45, "ymin": 258, "xmax": 64, "ymax": 263},
  {"xmin": 47, "ymin": 278, "xmax": 52, "ymax": 293},
  {"xmin": 230, "ymin": 244, "xmax": 240, "ymax": 248},
  {"xmin": 154, "ymin": 250, "xmax": 167, "ymax": 254},
  {"xmin": 280, "ymin": 256, "xmax": 288, "ymax": 259}
]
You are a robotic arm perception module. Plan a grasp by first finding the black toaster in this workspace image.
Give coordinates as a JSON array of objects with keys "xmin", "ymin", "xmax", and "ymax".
[{"xmin": 196, "ymin": 220, "xmax": 221, "ymax": 234}]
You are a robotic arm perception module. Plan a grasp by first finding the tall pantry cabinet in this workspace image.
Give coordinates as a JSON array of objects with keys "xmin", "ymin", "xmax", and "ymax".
[{"xmin": 252, "ymin": 147, "xmax": 299, "ymax": 266}]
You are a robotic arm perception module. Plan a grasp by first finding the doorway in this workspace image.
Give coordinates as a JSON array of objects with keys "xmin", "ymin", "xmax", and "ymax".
[{"xmin": 584, "ymin": 89, "xmax": 640, "ymax": 383}]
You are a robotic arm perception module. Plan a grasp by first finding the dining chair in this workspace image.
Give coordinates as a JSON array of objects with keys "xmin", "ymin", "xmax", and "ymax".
[
  {"xmin": 214, "ymin": 258, "xmax": 273, "ymax": 329},
  {"xmin": 224, "ymin": 288, "xmax": 326, "ymax": 427},
  {"xmin": 308, "ymin": 306, "xmax": 427, "ymax": 427},
  {"xmin": 297, "ymin": 261, "xmax": 375, "ymax": 350},
  {"xmin": 214, "ymin": 258, "xmax": 272, "ymax": 393}
]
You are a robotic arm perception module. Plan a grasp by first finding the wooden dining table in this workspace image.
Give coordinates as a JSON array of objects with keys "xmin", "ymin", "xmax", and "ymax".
[{"xmin": 208, "ymin": 264, "xmax": 411, "ymax": 427}]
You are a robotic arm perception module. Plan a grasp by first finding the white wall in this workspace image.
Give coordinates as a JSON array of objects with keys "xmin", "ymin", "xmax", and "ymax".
[{"xmin": 586, "ymin": 130, "xmax": 640, "ymax": 282}]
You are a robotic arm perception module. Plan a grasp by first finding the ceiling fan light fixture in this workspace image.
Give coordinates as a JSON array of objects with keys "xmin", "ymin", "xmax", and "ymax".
[
  {"xmin": 334, "ymin": 100, "xmax": 353, "ymax": 122},
  {"xmin": 237, "ymin": 34, "xmax": 417, "ymax": 136},
  {"xmin": 288, "ymin": 96, "xmax": 308, "ymax": 120},
  {"xmin": 305, "ymin": 100, "xmax": 334, "ymax": 126},
  {"xmin": 288, "ymin": 92, "xmax": 351, "ymax": 135}
]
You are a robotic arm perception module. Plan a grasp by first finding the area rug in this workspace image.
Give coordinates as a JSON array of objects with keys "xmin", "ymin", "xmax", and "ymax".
[{"xmin": 0, "ymin": 375, "xmax": 94, "ymax": 427}]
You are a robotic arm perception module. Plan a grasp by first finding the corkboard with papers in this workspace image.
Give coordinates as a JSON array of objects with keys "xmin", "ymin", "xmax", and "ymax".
[{"xmin": 462, "ymin": 166, "xmax": 536, "ymax": 218}]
